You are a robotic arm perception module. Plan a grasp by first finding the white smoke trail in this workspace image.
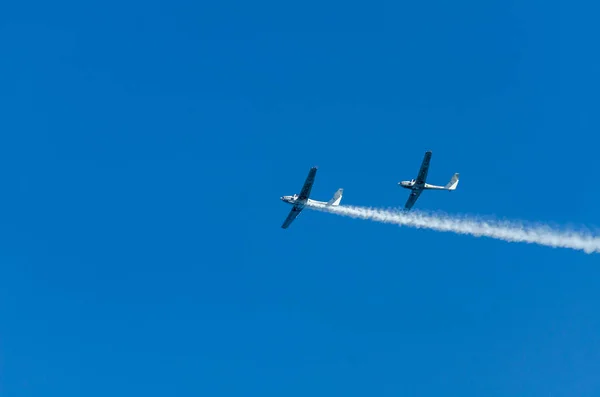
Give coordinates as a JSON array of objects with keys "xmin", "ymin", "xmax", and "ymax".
[{"xmin": 306, "ymin": 204, "xmax": 600, "ymax": 254}]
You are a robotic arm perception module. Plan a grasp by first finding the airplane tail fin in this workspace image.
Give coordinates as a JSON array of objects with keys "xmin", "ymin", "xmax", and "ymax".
[
  {"xmin": 445, "ymin": 173, "xmax": 460, "ymax": 190},
  {"xmin": 327, "ymin": 188, "xmax": 343, "ymax": 206}
]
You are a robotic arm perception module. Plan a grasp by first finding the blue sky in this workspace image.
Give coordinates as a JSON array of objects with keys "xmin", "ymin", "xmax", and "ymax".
[{"xmin": 1, "ymin": 0, "xmax": 600, "ymax": 396}]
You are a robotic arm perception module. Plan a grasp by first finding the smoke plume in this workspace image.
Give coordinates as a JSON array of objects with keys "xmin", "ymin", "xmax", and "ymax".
[{"xmin": 306, "ymin": 204, "xmax": 600, "ymax": 254}]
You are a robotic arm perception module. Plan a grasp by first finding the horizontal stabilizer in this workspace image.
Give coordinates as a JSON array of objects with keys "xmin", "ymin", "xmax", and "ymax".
[
  {"xmin": 445, "ymin": 173, "xmax": 460, "ymax": 190},
  {"xmin": 327, "ymin": 188, "xmax": 343, "ymax": 206}
]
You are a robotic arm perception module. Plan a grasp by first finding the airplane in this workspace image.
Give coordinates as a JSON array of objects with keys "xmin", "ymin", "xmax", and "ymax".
[
  {"xmin": 398, "ymin": 151, "xmax": 459, "ymax": 210},
  {"xmin": 280, "ymin": 167, "xmax": 343, "ymax": 229}
]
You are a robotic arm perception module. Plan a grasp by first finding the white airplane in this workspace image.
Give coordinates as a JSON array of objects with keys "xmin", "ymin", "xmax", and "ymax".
[
  {"xmin": 399, "ymin": 151, "xmax": 459, "ymax": 210},
  {"xmin": 280, "ymin": 167, "xmax": 343, "ymax": 228}
]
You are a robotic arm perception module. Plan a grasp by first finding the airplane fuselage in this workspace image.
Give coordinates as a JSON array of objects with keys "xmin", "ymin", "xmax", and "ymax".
[
  {"xmin": 280, "ymin": 195, "xmax": 329, "ymax": 208},
  {"xmin": 398, "ymin": 180, "xmax": 448, "ymax": 191}
]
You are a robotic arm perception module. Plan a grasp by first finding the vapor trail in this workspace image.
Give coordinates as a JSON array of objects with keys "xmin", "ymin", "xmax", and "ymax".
[{"xmin": 306, "ymin": 204, "xmax": 600, "ymax": 254}]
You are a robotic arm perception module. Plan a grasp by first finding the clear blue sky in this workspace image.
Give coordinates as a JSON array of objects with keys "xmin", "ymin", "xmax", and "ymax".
[{"xmin": 1, "ymin": 1, "xmax": 600, "ymax": 396}]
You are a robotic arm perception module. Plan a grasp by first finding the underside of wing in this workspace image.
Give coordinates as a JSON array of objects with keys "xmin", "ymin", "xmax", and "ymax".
[
  {"xmin": 298, "ymin": 167, "xmax": 317, "ymax": 200},
  {"xmin": 404, "ymin": 189, "xmax": 422, "ymax": 210},
  {"xmin": 415, "ymin": 151, "xmax": 432, "ymax": 185},
  {"xmin": 281, "ymin": 205, "xmax": 303, "ymax": 229}
]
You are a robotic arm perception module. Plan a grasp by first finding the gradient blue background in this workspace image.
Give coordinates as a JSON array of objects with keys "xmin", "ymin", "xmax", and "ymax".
[{"xmin": 1, "ymin": 1, "xmax": 599, "ymax": 395}]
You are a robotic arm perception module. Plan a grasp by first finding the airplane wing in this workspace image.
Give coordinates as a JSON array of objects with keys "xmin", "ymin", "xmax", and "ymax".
[
  {"xmin": 415, "ymin": 151, "xmax": 432, "ymax": 185},
  {"xmin": 298, "ymin": 167, "xmax": 317, "ymax": 200},
  {"xmin": 404, "ymin": 189, "xmax": 423, "ymax": 210},
  {"xmin": 281, "ymin": 205, "xmax": 303, "ymax": 229}
]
